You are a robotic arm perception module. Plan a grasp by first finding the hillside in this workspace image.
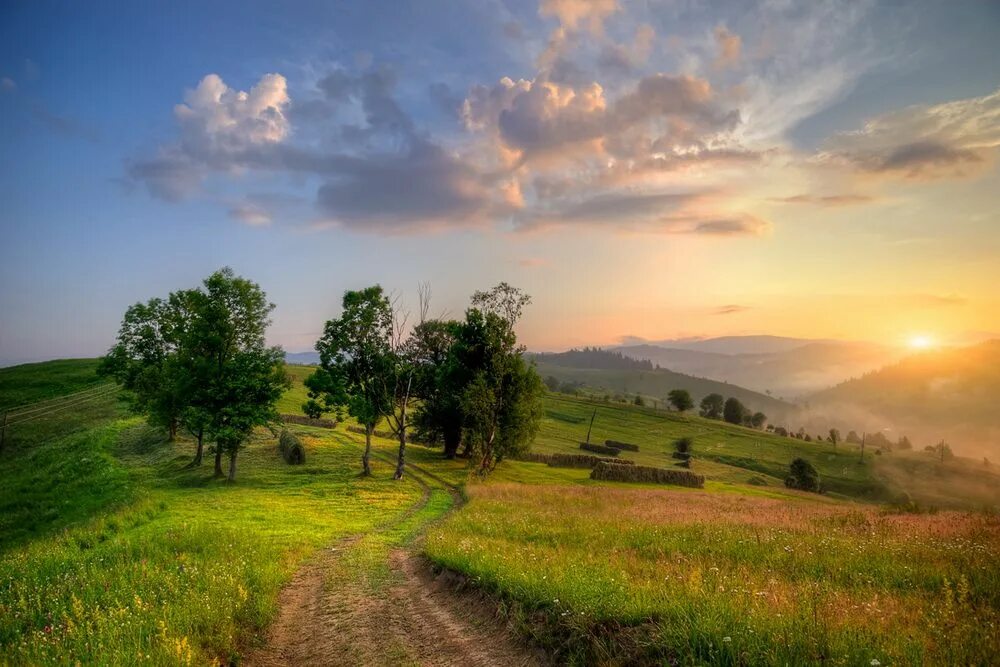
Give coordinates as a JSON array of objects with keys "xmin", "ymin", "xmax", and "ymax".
[
  {"xmin": 809, "ymin": 340, "xmax": 1000, "ymax": 458},
  {"xmin": 616, "ymin": 339, "xmax": 898, "ymax": 398},
  {"xmin": 532, "ymin": 358, "xmax": 794, "ymax": 420}
]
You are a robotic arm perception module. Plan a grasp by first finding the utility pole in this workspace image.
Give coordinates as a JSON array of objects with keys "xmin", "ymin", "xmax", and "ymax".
[
  {"xmin": 585, "ymin": 408, "xmax": 596, "ymax": 444},
  {"xmin": 860, "ymin": 432, "xmax": 866, "ymax": 463}
]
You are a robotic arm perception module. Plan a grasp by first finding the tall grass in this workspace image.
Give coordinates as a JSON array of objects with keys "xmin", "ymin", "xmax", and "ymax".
[{"xmin": 426, "ymin": 482, "xmax": 1000, "ymax": 665}]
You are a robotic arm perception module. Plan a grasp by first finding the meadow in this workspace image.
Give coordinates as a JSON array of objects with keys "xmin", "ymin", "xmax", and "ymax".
[
  {"xmin": 2, "ymin": 360, "xmax": 999, "ymax": 665},
  {"xmin": 425, "ymin": 481, "xmax": 1000, "ymax": 665},
  {"xmin": 0, "ymin": 361, "xmax": 453, "ymax": 665}
]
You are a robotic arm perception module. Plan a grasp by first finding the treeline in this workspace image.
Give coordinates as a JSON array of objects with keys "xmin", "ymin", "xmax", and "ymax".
[
  {"xmin": 302, "ymin": 282, "xmax": 543, "ymax": 477},
  {"xmin": 533, "ymin": 347, "xmax": 655, "ymax": 371},
  {"xmin": 102, "ymin": 270, "xmax": 543, "ymax": 481}
]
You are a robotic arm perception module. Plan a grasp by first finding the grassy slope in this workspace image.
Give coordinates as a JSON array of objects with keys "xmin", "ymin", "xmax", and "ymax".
[
  {"xmin": 425, "ymin": 482, "xmax": 1000, "ymax": 665},
  {"xmin": 534, "ymin": 360, "xmax": 794, "ymax": 418},
  {"xmin": 0, "ymin": 361, "xmax": 455, "ymax": 664}
]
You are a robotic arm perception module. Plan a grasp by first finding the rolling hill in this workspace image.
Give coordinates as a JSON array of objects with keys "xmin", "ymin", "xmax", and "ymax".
[
  {"xmin": 615, "ymin": 338, "xmax": 899, "ymax": 398},
  {"xmin": 531, "ymin": 349, "xmax": 795, "ymax": 420},
  {"xmin": 808, "ymin": 339, "xmax": 1000, "ymax": 458}
]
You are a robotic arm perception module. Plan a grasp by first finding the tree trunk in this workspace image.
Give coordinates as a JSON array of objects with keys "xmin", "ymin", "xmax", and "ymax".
[
  {"xmin": 362, "ymin": 426, "xmax": 372, "ymax": 476},
  {"xmin": 443, "ymin": 428, "xmax": 461, "ymax": 459},
  {"xmin": 168, "ymin": 419, "xmax": 178, "ymax": 442},
  {"xmin": 228, "ymin": 449, "xmax": 238, "ymax": 482},
  {"xmin": 393, "ymin": 403, "xmax": 407, "ymax": 480},
  {"xmin": 190, "ymin": 429, "xmax": 204, "ymax": 467},
  {"xmin": 214, "ymin": 444, "xmax": 224, "ymax": 478}
]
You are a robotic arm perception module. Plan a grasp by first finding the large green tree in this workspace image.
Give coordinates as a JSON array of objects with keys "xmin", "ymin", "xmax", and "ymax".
[
  {"xmin": 310, "ymin": 286, "xmax": 395, "ymax": 476},
  {"xmin": 185, "ymin": 269, "xmax": 288, "ymax": 480},
  {"xmin": 408, "ymin": 318, "xmax": 464, "ymax": 458},
  {"xmin": 455, "ymin": 284, "xmax": 543, "ymax": 475}
]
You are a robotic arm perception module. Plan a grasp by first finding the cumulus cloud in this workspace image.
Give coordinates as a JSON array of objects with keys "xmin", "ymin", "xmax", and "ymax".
[
  {"xmin": 819, "ymin": 87, "xmax": 1000, "ymax": 179},
  {"xmin": 713, "ymin": 25, "xmax": 741, "ymax": 69},
  {"xmin": 539, "ymin": 0, "xmax": 618, "ymax": 33}
]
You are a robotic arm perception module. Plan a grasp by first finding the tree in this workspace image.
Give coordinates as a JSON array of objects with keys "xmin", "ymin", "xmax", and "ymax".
[
  {"xmin": 409, "ymin": 318, "xmax": 464, "ymax": 458},
  {"xmin": 186, "ymin": 269, "xmax": 288, "ymax": 480},
  {"xmin": 310, "ymin": 286, "xmax": 395, "ymax": 476},
  {"xmin": 633, "ymin": 394, "xmax": 645, "ymax": 406},
  {"xmin": 455, "ymin": 284, "xmax": 543, "ymax": 475},
  {"xmin": 100, "ymin": 297, "xmax": 187, "ymax": 441},
  {"xmin": 785, "ymin": 458, "xmax": 821, "ymax": 492},
  {"xmin": 750, "ymin": 412, "xmax": 767, "ymax": 429},
  {"xmin": 543, "ymin": 375, "xmax": 560, "ymax": 392},
  {"xmin": 723, "ymin": 397, "xmax": 746, "ymax": 425},
  {"xmin": 846, "ymin": 430, "xmax": 861, "ymax": 444},
  {"xmin": 773, "ymin": 426, "xmax": 788, "ymax": 437},
  {"xmin": 667, "ymin": 389, "xmax": 694, "ymax": 413},
  {"xmin": 699, "ymin": 393, "xmax": 724, "ymax": 419},
  {"xmin": 827, "ymin": 428, "xmax": 841, "ymax": 446},
  {"xmin": 897, "ymin": 435, "xmax": 913, "ymax": 450}
]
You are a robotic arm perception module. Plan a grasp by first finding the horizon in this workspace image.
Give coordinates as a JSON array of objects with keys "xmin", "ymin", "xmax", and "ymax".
[{"xmin": 2, "ymin": 1, "xmax": 1000, "ymax": 364}]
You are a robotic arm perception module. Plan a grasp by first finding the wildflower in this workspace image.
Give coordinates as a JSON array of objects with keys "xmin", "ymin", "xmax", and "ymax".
[
  {"xmin": 723, "ymin": 636, "xmax": 732, "ymax": 642},
  {"xmin": 870, "ymin": 661, "xmax": 880, "ymax": 666}
]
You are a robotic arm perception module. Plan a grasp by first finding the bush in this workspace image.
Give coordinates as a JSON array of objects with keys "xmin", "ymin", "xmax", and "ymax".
[
  {"xmin": 516, "ymin": 452, "xmax": 634, "ymax": 468},
  {"xmin": 784, "ymin": 457, "xmax": 820, "ymax": 492},
  {"xmin": 580, "ymin": 442, "xmax": 621, "ymax": 456},
  {"xmin": 278, "ymin": 429, "xmax": 306, "ymax": 465},
  {"xmin": 591, "ymin": 462, "xmax": 704, "ymax": 488},
  {"xmin": 604, "ymin": 439, "xmax": 639, "ymax": 452}
]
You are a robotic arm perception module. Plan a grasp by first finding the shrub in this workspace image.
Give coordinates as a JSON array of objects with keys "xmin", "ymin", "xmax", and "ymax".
[
  {"xmin": 278, "ymin": 429, "xmax": 306, "ymax": 465},
  {"xmin": 580, "ymin": 442, "xmax": 621, "ymax": 456},
  {"xmin": 591, "ymin": 462, "xmax": 704, "ymax": 488},
  {"xmin": 604, "ymin": 439, "xmax": 639, "ymax": 452},
  {"xmin": 785, "ymin": 457, "xmax": 820, "ymax": 492},
  {"xmin": 516, "ymin": 452, "xmax": 634, "ymax": 468}
]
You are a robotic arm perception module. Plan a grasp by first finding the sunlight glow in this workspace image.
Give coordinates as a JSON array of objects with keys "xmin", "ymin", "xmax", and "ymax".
[{"xmin": 909, "ymin": 334, "xmax": 935, "ymax": 350}]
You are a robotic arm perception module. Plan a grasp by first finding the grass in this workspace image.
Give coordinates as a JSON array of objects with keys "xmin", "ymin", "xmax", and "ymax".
[
  {"xmin": 4, "ymin": 359, "xmax": 998, "ymax": 665},
  {"xmin": 426, "ymin": 482, "xmax": 1000, "ymax": 665},
  {"xmin": 0, "ymin": 361, "xmax": 458, "ymax": 665}
]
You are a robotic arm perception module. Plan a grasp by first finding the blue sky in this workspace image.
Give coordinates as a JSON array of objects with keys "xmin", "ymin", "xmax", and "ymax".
[{"xmin": 1, "ymin": 0, "xmax": 999, "ymax": 364}]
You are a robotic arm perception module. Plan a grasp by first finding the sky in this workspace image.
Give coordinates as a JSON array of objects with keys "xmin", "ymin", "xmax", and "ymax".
[{"xmin": 1, "ymin": 0, "xmax": 999, "ymax": 365}]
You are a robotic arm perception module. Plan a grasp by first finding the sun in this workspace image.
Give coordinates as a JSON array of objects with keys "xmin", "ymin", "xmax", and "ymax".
[{"xmin": 908, "ymin": 334, "xmax": 934, "ymax": 350}]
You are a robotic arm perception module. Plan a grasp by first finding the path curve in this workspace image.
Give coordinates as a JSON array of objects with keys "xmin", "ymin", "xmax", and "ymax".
[{"xmin": 245, "ymin": 454, "xmax": 543, "ymax": 667}]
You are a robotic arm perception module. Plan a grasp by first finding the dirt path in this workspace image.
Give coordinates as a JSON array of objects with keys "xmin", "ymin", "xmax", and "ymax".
[{"xmin": 245, "ymin": 458, "xmax": 543, "ymax": 667}]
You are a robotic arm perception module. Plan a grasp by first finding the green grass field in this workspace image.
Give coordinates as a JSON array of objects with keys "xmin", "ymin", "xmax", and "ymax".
[
  {"xmin": 0, "ymin": 361, "xmax": 454, "ymax": 665},
  {"xmin": 2, "ymin": 359, "xmax": 998, "ymax": 665}
]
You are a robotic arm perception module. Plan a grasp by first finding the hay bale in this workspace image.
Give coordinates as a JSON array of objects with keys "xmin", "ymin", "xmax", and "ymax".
[
  {"xmin": 605, "ymin": 439, "xmax": 639, "ymax": 452},
  {"xmin": 516, "ymin": 452, "xmax": 635, "ymax": 468},
  {"xmin": 590, "ymin": 461, "xmax": 704, "ymax": 488},
  {"xmin": 278, "ymin": 429, "xmax": 306, "ymax": 464},
  {"xmin": 580, "ymin": 442, "xmax": 621, "ymax": 456},
  {"xmin": 282, "ymin": 414, "xmax": 337, "ymax": 429}
]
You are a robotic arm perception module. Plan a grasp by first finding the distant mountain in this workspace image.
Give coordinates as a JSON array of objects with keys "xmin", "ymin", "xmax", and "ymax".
[
  {"xmin": 620, "ymin": 335, "xmax": 830, "ymax": 356},
  {"xmin": 614, "ymin": 338, "xmax": 899, "ymax": 398},
  {"xmin": 807, "ymin": 340, "xmax": 1000, "ymax": 457},
  {"xmin": 532, "ymin": 349, "xmax": 794, "ymax": 420},
  {"xmin": 284, "ymin": 351, "xmax": 320, "ymax": 366}
]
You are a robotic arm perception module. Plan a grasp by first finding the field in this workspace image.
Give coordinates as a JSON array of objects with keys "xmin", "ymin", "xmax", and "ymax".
[
  {"xmin": 0, "ymin": 361, "xmax": 454, "ymax": 664},
  {"xmin": 2, "ymin": 360, "xmax": 999, "ymax": 665},
  {"xmin": 425, "ymin": 482, "xmax": 1000, "ymax": 665}
]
